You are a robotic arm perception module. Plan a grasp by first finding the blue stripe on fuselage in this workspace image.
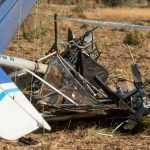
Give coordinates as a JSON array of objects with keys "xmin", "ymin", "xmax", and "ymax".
[
  {"xmin": 0, "ymin": 88, "xmax": 20, "ymax": 101},
  {"xmin": 0, "ymin": 68, "xmax": 11, "ymax": 84}
]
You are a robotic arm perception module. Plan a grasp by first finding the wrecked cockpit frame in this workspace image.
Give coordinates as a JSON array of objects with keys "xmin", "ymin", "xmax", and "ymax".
[{"xmin": 6, "ymin": 14, "xmax": 150, "ymax": 131}]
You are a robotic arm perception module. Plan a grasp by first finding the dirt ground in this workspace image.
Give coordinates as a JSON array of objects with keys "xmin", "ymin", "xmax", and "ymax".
[{"xmin": 2, "ymin": 4, "xmax": 150, "ymax": 150}]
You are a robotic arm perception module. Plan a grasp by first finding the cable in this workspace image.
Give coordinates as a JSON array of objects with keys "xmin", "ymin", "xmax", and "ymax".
[{"xmin": 13, "ymin": 0, "xmax": 23, "ymax": 100}]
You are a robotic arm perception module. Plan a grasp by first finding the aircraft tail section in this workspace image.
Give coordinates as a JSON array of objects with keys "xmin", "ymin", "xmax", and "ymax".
[{"xmin": 0, "ymin": 68, "xmax": 50, "ymax": 140}]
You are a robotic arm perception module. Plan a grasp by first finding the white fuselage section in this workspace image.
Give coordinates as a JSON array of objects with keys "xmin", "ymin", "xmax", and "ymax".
[{"xmin": 0, "ymin": 54, "xmax": 48, "ymax": 74}]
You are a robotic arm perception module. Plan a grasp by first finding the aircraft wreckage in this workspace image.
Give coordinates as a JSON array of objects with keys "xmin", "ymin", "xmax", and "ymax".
[{"xmin": 0, "ymin": 0, "xmax": 150, "ymax": 140}]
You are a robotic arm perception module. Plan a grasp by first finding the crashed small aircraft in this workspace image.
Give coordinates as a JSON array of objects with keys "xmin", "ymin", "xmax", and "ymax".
[{"xmin": 0, "ymin": 0, "xmax": 150, "ymax": 141}]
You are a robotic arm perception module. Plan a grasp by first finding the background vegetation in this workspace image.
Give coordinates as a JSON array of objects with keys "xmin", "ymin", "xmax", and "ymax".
[{"xmin": 40, "ymin": 0, "xmax": 150, "ymax": 7}]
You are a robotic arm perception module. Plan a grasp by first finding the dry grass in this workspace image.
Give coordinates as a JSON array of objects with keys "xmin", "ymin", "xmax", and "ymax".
[
  {"xmin": 37, "ymin": 4, "xmax": 150, "ymax": 21},
  {"xmin": 83, "ymin": 7, "xmax": 150, "ymax": 21},
  {"xmin": 0, "ymin": 124, "xmax": 149, "ymax": 150}
]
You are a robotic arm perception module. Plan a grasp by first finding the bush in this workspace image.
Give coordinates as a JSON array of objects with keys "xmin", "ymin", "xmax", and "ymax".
[
  {"xmin": 147, "ymin": 0, "xmax": 150, "ymax": 6},
  {"xmin": 23, "ymin": 27, "xmax": 48, "ymax": 42},
  {"xmin": 147, "ymin": 31, "xmax": 150, "ymax": 38},
  {"xmin": 102, "ymin": 0, "xmax": 137, "ymax": 7},
  {"xmin": 124, "ymin": 30, "xmax": 142, "ymax": 45},
  {"xmin": 72, "ymin": 3, "xmax": 85, "ymax": 13},
  {"xmin": 139, "ymin": 116, "xmax": 150, "ymax": 127}
]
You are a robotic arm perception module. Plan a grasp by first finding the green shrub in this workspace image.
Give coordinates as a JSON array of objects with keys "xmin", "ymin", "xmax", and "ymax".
[
  {"xmin": 147, "ymin": 31, "xmax": 150, "ymax": 38},
  {"xmin": 23, "ymin": 27, "xmax": 48, "ymax": 42},
  {"xmin": 139, "ymin": 116, "xmax": 150, "ymax": 127},
  {"xmin": 124, "ymin": 30, "xmax": 142, "ymax": 45},
  {"xmin": 72, "ymin": 3, "xmax": 85, "ymax": 13}
]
